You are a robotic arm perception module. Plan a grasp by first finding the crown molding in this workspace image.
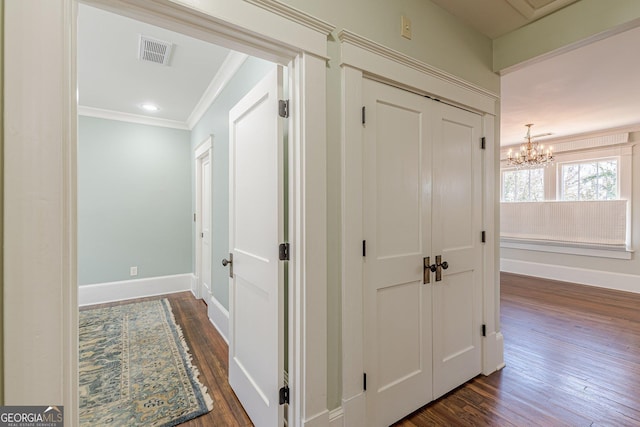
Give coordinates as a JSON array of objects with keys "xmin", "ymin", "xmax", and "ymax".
[
  {"xmin": 244, "ymin": 0, "xmax": 335, "ymax": 36},
  {"xmin": 501, "ymin": 123, "xmax": 640, "ymax": 154},
  {"xmin": 338, "ymin": 30, "xmax": 499, "ymax": 103},
  {"xmin": 187, "ymin": 51, "xmax": 248, "ymax": 129},
  {"xmin": 78, "ymin": 106, "xmax": 190, "ymax": 130}
]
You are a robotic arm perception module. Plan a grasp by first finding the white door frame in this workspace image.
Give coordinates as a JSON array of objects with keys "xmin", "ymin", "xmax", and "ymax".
[
  {"xmin": 194, "ymin": 136, "xmax": 213, "ymax": 301},
  {"xmin": 339, "ymin": 30, "xmax": 503, "ymax": 426},
  {"xmin": 3, "ymin": 1, "xmax": 333, "ymax": 426}
]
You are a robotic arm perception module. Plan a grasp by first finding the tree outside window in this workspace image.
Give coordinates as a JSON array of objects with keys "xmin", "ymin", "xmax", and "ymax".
[
  {"xmin": 561, "ymin": 159, "xmax": 617, "ymax": 201},
  {"xmin": 502, "ymin": 168, "xmax": 544, "ymax": 202}
]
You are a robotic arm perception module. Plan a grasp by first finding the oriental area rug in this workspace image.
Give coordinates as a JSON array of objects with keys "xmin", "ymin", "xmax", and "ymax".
[{"xmin": 79, "ymin": 299, "xmax": 213, "ymax": 426}]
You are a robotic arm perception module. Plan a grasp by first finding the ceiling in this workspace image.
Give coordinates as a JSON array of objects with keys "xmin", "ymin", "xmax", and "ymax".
[
  {"xmin": 79, "ymin": 2, "xmax": 640, "ymax": 147},
  {"xmin": 500, "ymin": 24, "xmax": 640, "ymax": 146},
  {"xmin": 77, "ymin": 4, "xmax": 235, "ymax": 125}
]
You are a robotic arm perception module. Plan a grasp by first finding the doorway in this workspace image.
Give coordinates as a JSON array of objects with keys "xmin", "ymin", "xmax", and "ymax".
[
  {"xmin": 4, "ymin": 0, "xmax": 330, "ymax": 422},
  {"xmin": 195, "ymin": 137, "xmax": 212, "ymax": 303}
]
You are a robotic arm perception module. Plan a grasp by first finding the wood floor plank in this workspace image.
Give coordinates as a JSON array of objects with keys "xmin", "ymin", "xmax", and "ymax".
[
  {"xmin": 83, "ymin": 272, "xmax": 640, "ymax": 426},
  {"xmin": 396, "ymin": 273, "xmax": 640, "ymax": 426}
]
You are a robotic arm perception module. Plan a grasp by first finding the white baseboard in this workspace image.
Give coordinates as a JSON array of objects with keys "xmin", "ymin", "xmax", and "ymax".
[
  {"xmin": 341, "ymin": 392, "xmax": 366, "ymax": 427},
  {"xmin": 482, "ymin": 330, "xmax": 505, "ymax": 375},
  {"xmin": 302, "ymin": 410, "xmax": 330, "ymax": 427},
  {"xmin": 191, "ymin": 274, "xmax": 200, "ymax": 299},
  {"xmin": 329, "ymin": 407, "xmax": 344, "ymax": 427},
  {"xmin": 501, "ymin": 258, "xmax": 640, "ymax": 294},
  {"xmin": 208, "ymin": 295, "xmax": 229, "ymax": 344},
  {"xmin": 79, "ymin": 273, "xmax": 192, "ymax": 307}
]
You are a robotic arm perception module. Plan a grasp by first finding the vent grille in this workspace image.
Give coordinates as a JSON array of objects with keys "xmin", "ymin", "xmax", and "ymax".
[{"xmin": 138, "ymin": 35, "xmax": 173, "ymax": 66}]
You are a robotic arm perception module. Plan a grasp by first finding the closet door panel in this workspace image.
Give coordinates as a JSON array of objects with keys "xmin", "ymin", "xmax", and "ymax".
[{"xmin": 431, "ymin": 102, "xmax": 483, "ymax": 399}]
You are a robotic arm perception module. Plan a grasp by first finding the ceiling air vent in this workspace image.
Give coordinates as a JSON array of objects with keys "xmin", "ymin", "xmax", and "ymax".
[{"xmin": 138, "ymin": 35, "xmax": 173, "ymax": 66}]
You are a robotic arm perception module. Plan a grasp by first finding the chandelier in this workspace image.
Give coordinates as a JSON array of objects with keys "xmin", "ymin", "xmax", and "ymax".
[{"xmin": 507, "ymin": 124, "xmax": 554, "ymax": 168}]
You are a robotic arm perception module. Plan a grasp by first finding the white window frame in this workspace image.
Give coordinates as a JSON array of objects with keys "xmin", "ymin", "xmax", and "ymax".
[{"xmin": 558, "ymin": 156, "xmax": 620, "ymax": 201}]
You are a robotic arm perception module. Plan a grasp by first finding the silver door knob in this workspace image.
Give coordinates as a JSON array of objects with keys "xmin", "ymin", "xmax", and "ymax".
[{"xmin": 222, "ymin": 258, "xmax": 232, "ymax": 267}]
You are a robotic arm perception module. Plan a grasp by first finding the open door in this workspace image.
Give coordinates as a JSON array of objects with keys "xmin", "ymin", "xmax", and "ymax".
[{"xmin": 227, "ymin": 65, "xmax": 285, "ymax": 427}]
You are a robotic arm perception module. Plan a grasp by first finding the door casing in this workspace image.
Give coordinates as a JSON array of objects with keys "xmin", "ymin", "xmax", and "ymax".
[{"xmin": 194, "ymin": 136, "xmax": 213, "ymax": 301}]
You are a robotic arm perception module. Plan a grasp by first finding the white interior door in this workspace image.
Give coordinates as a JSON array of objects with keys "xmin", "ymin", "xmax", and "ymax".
[
  {"xmin": 200, "ymin": 155, "xmax": 212, "ymax": 303},
  {"xmin": 431, "ymin": 102, "xmax": 483, "ymax": 399},
  {"xmin": 363, "ymin": 79, "xmax": 433, "ymax": 427},
  {"xmin": 228, "ymin": 65, "xmax": 284, "ymax": 427}
]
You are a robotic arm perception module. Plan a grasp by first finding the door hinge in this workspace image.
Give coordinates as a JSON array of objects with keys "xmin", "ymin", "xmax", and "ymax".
[
  {"xmin": 362, "ymin": 106, "xmax": 366, "ymax": 125},
  {"xmin": 279, "ymin": 243, "xmax": 290, "ymax": 261},
  {"xmin": 279, "ymin": 99, "xmax": 289, "ymax": 118},
  {"xmin": 279, "ymin": 386, "xmax": 290, "ymax": 405},
  {"xmin": 363, "ymin": 373, "xmax": 367, "ymax": 391},
  {"xmin": 193, "ymin": 213, "xmax": 196, "ymax": 222},
  {"xmin": 482, "ymin": 324, "xmax": 487, "ymax": 337},
  {"xmin": 481, "ymin": 137, "xmax": 486, "ymax": 149},
  {"xmin": 362, "ymin": 240, "xmax": 366, "ymax": 257},
  {"xmin": 481, "ymin": 231, "xmax": 486, "ymax": 243},
  {"xmin": 201, "ymin": 232, "xmax": 204, "ymax": 238}
]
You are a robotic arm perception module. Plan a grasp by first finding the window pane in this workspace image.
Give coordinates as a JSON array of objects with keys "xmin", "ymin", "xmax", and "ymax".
[
  {"xmin": 579, "ymin": 162, "xmax": 597, "ymax": 200},
  {"xmin": 562, "ymin": 164, "xmax": 579, "ymax": 201},
  {"xmin": 529, "ymin": 168, "xmax": 544, "ymax": 201},
  {"xmin": 501, "ymin": 168, "xmax": 544, "ymax": 202},
  {"xmin": 503, "ymin": 171, "xmax": 515, "ymax": 202},
  {"xmin": 561, "ymin": 159, "xmax": 618, "ymax": 201},
  {"xmin": 597, "ymin": 160, "xmax": 617, "ymax": 200}
]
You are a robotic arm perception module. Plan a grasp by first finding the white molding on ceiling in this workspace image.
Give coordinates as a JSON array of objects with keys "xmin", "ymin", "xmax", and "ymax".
[
  {"xmin": 500, "ymin": 124, "xmax": 640, "ymax": 158},
  {"xmin": 78, "ymin": 105, "xmax": 190, "ymax": 130},
  {"xmin": 506, "ymin": 0, "xmax": 579, "ymax": 20},
  {"xmin": 243, "ymin": 0, "xmax": 335, "ymax": 36},
  {"xmin": 187, "ymin": 51, "xmax": 248, "ymax": 129}
]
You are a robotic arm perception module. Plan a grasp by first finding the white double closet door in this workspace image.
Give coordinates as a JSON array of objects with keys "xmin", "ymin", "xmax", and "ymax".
[{"xmin": 363, "ymin": 79, "xmax": 484, "ymax": 426}]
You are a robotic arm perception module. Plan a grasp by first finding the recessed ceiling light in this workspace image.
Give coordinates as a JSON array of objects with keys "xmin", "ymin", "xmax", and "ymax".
[{"xmin": 140, "ymin": 103, "xmax": 159, "ymax": 112}]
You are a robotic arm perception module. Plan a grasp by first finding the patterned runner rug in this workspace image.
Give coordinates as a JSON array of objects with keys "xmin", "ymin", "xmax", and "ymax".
[{"xmin": 79, "ymin": 299, "xmax": 213, "ymax": 426}]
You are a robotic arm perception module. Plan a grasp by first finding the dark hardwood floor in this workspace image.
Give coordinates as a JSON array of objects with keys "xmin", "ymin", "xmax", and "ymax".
[
  {"xmin": 396, "ymin": 272, "xmax": 640, "ymax": 426},
  {"xmin": 81, "ymin": 292, "xmax": 253, "ymax": 426},
  {"xmin": 85, "ymin": 272, "xmax": 640, "ymax": 426}
]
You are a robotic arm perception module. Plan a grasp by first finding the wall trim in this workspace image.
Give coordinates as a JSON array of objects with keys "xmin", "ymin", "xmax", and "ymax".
[
  {"xmin": 78, "ymin": 273, "xmax": 192, "ymax": 306},
  {"xmin": 187, "ymin": 51, "xmax": 248, "ymax": 128},
  {"xmin": 328, "ymin": 407, "xmax": 344, "ymax": 427},
  {"xmin": 500, "ymin": 258, "xmax": 640, "ymax": 294},
  {"xmin": 244, "ymin": 0, "xmax": 335, "ymax": 36},
  {"xmin": 78, "ymin": 105, "xmax": 190, "ymax": 130},
  {"xmin": 501, "ymin": 238, "xmax": 633, "ymax": 260},
  {"xmin": 338, "ymin": 29, "xmax": 498, "ymax": 114},
  {"xmin": 208, "ymin": 295, "xmax": 230, "ymax": 344}
]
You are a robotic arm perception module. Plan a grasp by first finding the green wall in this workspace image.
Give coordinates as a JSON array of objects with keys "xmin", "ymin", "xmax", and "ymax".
[
  {"xmin": 78, "ymin": 116, "xmax": 192, "ymax": 285},
  {"xmin": 190, "ymin": 56, "xmax": 274, "ymax": 310}
]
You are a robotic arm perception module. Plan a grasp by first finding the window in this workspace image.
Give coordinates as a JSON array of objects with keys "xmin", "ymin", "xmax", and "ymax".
[
  {"xmin": 502, "ymin": 168, "xmax": 544, "ymax": 202},
  {"xmin": 560, "ymin": 158, "xmax": 618, "ymax": 201}
]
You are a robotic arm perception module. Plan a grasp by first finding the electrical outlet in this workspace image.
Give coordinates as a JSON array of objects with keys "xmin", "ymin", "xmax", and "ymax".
[
  {"xmin": 401, "ymin": 15, "xmax": 412, "ymax": 39},
  {"xmin": 130, "ymin": 266, "xmax": 138, "ymax": 277}
]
